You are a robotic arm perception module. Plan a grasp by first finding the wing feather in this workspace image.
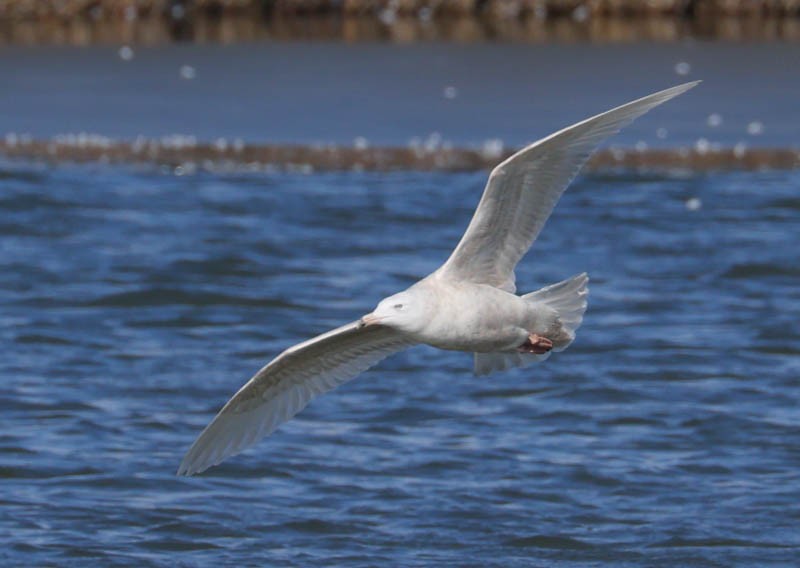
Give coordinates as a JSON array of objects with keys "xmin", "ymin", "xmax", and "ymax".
[
  {"xmin": 436, "ymin": 81, "xmax": 700, "ymax": 291},
  {"xmin": 177, "ymin": 321, "xmax": 413, "ymax": 476}
]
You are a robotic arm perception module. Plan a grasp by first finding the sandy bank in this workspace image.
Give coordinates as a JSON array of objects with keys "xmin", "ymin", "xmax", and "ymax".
[{"xmin": 2, "ymin": 136, "xmax": 797, "ymax": 172}]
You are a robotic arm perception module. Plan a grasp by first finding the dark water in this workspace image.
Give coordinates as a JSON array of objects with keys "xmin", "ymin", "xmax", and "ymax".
[
  {"xmin": 1, "ymin": 160, "xmax": 799, "ymax": 566},
  {"xmin": 1, "ymin": 42, "xmax": 798, "ymax": 148}
]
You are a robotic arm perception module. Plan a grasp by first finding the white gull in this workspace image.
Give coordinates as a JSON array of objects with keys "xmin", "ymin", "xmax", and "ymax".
[{"xmin": 178, "ymin": 81, "xmax": 699, "ymax": 476}]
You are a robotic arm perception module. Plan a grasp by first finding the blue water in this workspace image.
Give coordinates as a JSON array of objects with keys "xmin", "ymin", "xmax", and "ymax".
[
  {"xmin": 1, "ymin": 161, "xmax": 799, "ymax": 566},
  {"xmin": 2, "ymin": 42, "xmax": 799, "ymax": 147}
]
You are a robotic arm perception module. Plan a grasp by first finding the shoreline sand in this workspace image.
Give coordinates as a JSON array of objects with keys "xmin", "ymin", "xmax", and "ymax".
[{"xmin": 2, "ymin": 137, "xmax": 797, "ymax": 172}]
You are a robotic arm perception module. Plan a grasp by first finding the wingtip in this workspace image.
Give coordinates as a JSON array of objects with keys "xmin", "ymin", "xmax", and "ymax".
[
  {"xmin": 176, "ymin": 449, "xmax": 211, "ymax": 477},
  {"xmin": 660, "ymin": 80, "xmax": 702, "ymax": 97},
  {"xmin": 677, "ymin": 79, "xmax": 702, "ymax": 90},
  {"xmin": 176, "ymin": 462, "xmax": 206, "ymax": 477},
  {"xmin": 610, "ymin": 80, "xmax": 700, "ymax": 119},
  {"xmin": 177, "ymin": 451, "xmax": 217, "ymax": 477}
]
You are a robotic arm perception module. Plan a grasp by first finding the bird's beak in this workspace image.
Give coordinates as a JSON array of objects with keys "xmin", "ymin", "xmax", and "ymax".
[{"xmin": 359, "ymin": 313, "xmax": 383, "ymax": 328}]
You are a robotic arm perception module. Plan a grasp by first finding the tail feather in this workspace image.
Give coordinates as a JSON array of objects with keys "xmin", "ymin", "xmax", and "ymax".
[
  {"xmin": 472, "ymin": 273, "xmax": 589, "ymax": 376},
  {"xmin": 523, "ymin": 272, "xmax": 589, "ymax": 351},
  {"xmin": 473, "ymin": 350, "xmax": 550, "ymax": 376}
]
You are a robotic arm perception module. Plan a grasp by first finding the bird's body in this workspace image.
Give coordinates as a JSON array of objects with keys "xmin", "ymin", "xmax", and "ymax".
[
  {"xmin": 398, "ymin": 277, "xmax": 558, "ymax": 353},
  {"xmin": 177, "ymin": 81, "xmax": 699, "ymax": 476}
]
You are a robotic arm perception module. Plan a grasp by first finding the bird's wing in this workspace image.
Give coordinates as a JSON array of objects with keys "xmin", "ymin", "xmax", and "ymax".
[
  {"xmin": 178, "ymin": 321, "xmax": 414, "ymax": 476},
  {"xmin": 435, "ymin": 81, "xmax": 699, "ymax": 292}
]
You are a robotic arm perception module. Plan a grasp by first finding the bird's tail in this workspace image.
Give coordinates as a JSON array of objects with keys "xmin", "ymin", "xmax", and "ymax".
[
  {"xmin": 473, "ymin": 273, "xmax": 589, "ymax": 376},
  {"xmin": 522, "ymin": 272, "xmax": 589, "ymax": 351}
]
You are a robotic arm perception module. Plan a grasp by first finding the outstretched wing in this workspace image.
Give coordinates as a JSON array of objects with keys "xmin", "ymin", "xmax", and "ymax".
[
  {"xmin": 178, "ymin": 321, "xmax": 414, "ymax": 476},
  {"xmin": 435, "ymin": 81, "xmax": 699, "ymax": 292}
]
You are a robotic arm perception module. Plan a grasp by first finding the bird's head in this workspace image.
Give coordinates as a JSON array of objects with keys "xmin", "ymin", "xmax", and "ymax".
[{"xmin": 361, "ymin": 290, "xmax": 425, "ymax": 333}]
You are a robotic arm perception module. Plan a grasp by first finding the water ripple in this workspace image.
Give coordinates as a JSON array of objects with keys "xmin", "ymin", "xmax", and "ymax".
[{"xmin": 1, "ymin": 164, "xmax": 799, "ymax": 565}]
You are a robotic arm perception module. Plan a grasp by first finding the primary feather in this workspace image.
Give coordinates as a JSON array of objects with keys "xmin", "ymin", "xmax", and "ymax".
[
  {"xmin": 436, "ymin": 81, "xmax": 700, "ymax": 292},
  {"xmin": 177, "ymin": 321, "xmax": 413, "ymax": 475}
]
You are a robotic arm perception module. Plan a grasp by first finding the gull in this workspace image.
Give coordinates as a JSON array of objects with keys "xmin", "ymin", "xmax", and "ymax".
[{"xmin": 178, "ymin": 81, "xmax": 699, "ymax": 476}]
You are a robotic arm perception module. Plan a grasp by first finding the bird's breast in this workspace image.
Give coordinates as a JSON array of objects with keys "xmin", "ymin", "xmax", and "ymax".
[{"xmin": 411, "ymin": 283, "xmax": 532, "ymax": 352}]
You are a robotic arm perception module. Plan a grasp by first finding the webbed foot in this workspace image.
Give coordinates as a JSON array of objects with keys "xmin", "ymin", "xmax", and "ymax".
[{"xmin": 518, "ymin": 333, "xmax": 553, "ymax": 355}]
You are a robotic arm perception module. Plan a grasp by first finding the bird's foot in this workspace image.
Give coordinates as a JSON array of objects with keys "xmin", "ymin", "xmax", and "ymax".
[{"xmin": 518, "ymin": 333, "xmax": 553, "ymax": 355}]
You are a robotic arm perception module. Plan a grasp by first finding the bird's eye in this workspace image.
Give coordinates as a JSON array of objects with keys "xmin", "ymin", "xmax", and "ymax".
[{"xmin": 393, "ymin": 303, "xmax": 404, "ymax": 310}]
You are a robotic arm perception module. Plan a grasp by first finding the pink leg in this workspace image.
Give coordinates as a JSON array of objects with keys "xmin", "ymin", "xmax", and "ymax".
[{"xmin": 518, "ymin": 333, "xmax": 553, "ymax": 355}]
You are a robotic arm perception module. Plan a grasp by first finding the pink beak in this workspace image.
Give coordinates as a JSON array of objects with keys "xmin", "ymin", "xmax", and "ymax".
[{"xmin": 360, "ymin": 313, "xmax": 383, "ymax": 327}]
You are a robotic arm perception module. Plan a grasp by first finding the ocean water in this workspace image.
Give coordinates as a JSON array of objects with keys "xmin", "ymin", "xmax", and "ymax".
[
  {"xmin": 1, "ymin": 42, "xmax": 798, "ymax": 148},
  {"xmin": 1, "ymin": 161, "xmax": 799, "ymax": 566}
]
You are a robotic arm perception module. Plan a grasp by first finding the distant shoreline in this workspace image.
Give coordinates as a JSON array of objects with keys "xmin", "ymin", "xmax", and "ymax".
[
  {"xmin": 2, "ymin": 137, "xmax": 797, "ymax": 172},
  {"xmin": 2, "ymin": 0, "xmax": 800, "ymax": 45}
]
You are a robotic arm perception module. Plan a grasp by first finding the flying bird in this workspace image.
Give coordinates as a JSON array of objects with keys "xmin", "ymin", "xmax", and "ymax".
[{"xmin": 178, "ymin": 81, "xmax": 699, "ymax": 476}]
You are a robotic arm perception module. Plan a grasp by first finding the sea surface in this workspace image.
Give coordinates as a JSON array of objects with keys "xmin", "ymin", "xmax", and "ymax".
[
  {"xmin": 1, "ymin": 42, "xmax": 798, "ymax": 148},
  {"xmin": 1, "ymin": 160, "xmax": 798, "ymax": 566}
]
